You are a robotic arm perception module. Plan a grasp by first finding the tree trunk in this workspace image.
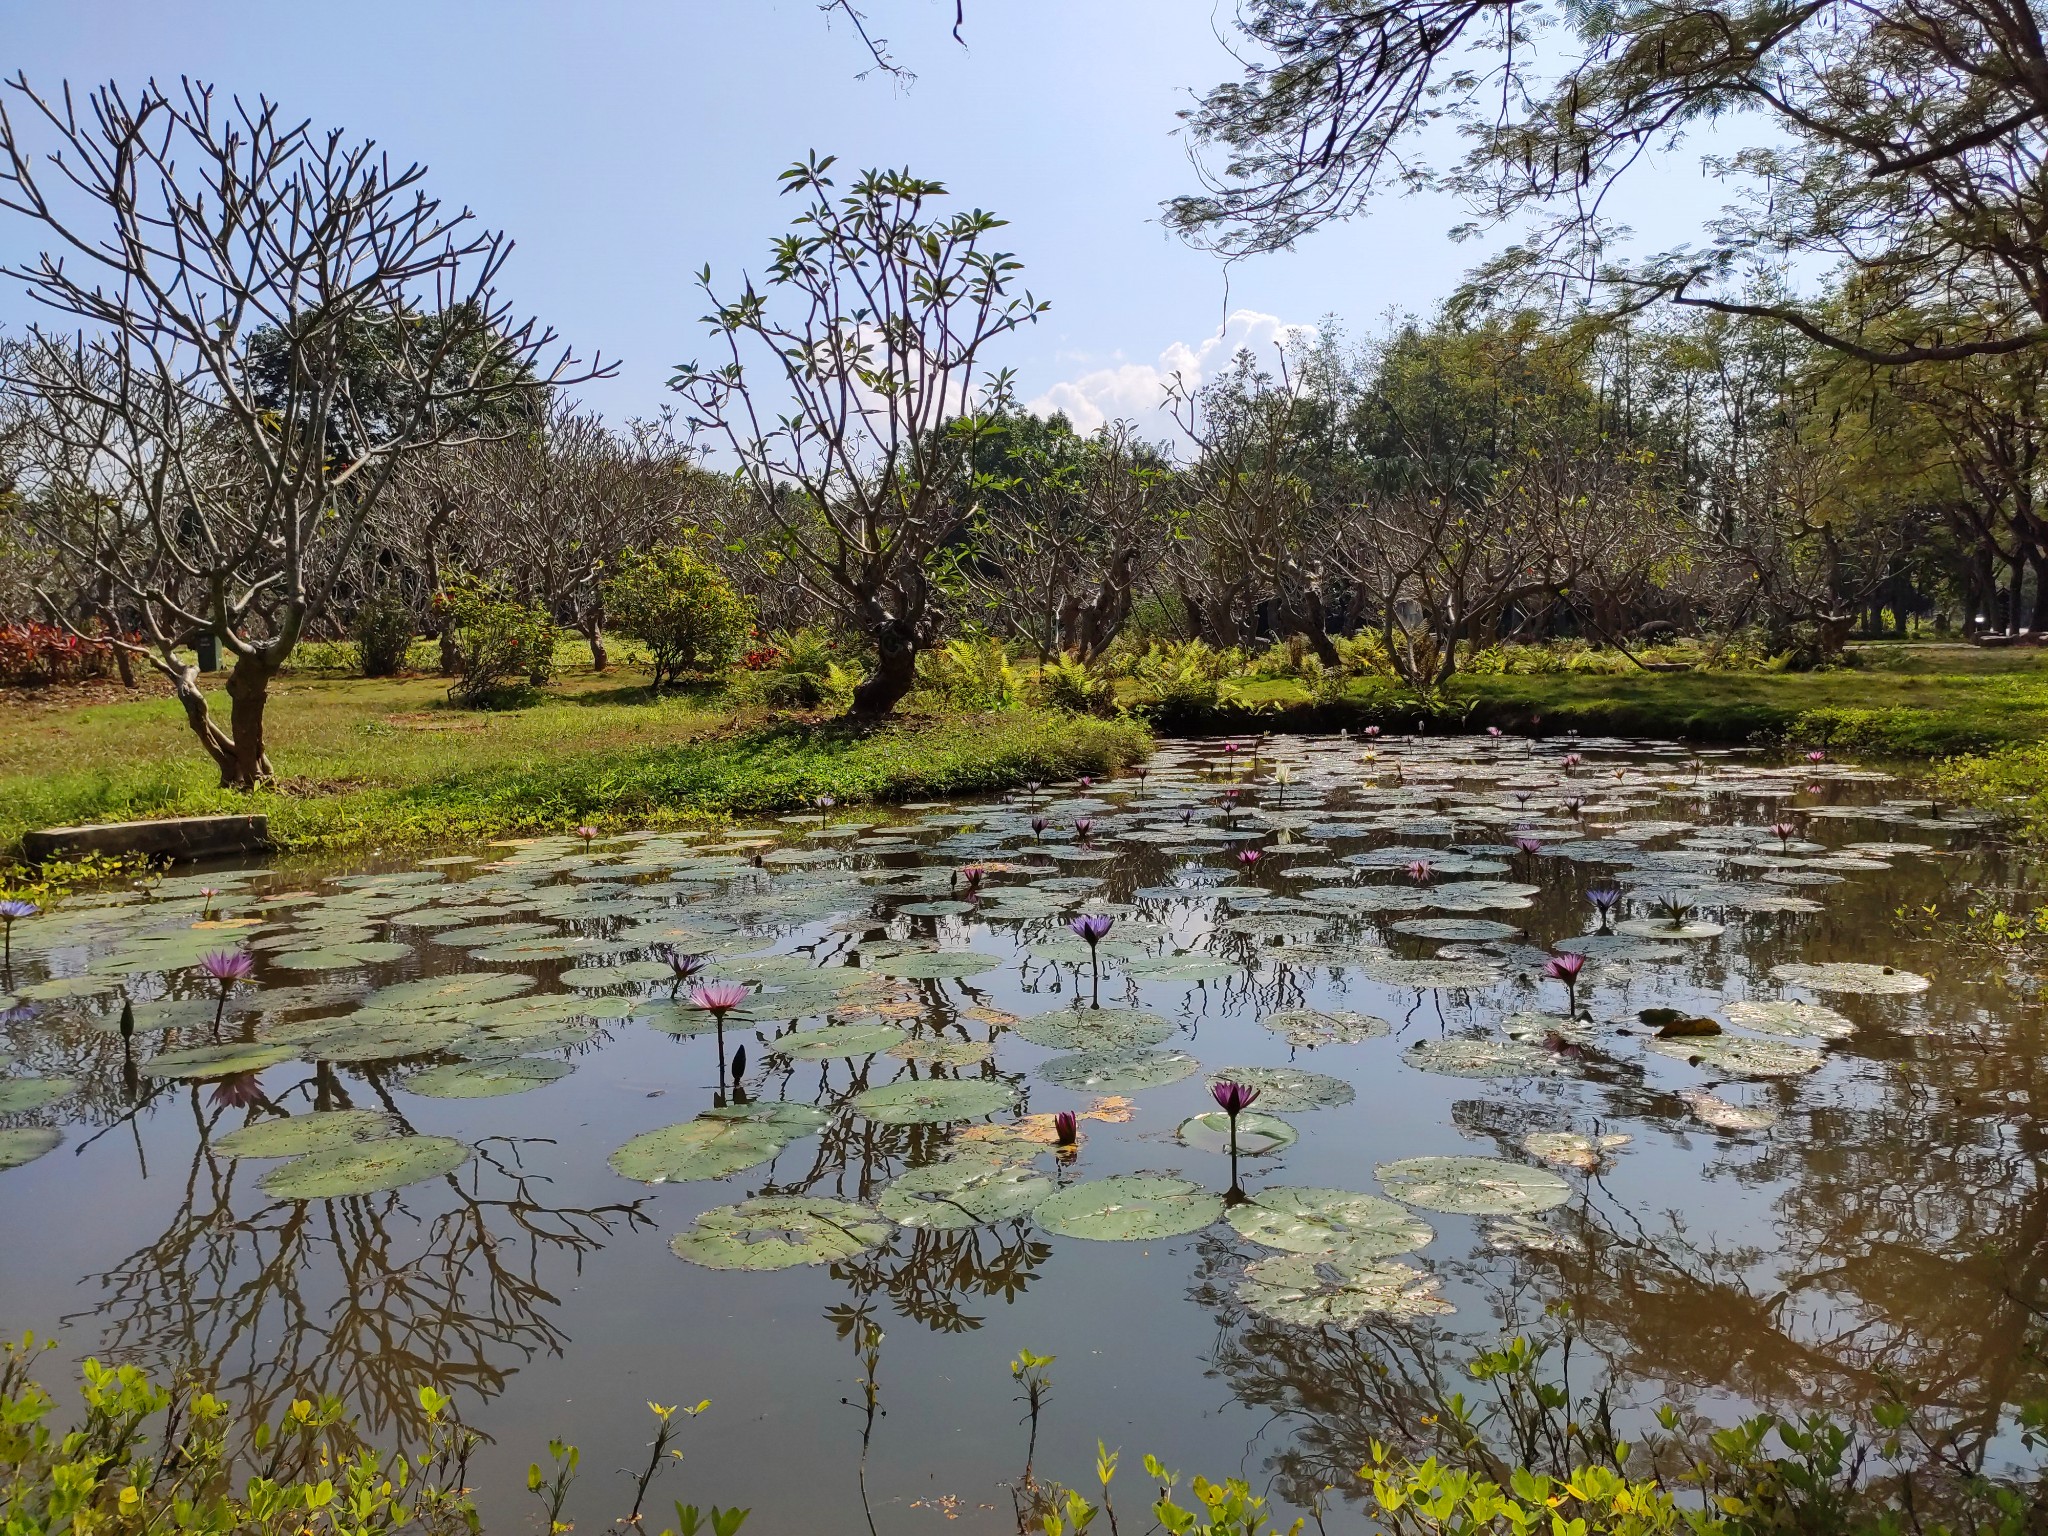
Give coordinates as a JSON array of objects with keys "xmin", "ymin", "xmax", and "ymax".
[
  {"xmin": 849, "ymin": 635, "xmax": 918, "ymax": 719},
  {"xmin": 586, "ymin": 622, "xmax": 608, "ymax": 672},
  {"xmin": 223, "ymin": 656, "xmax": 275, "ymax": 789}
]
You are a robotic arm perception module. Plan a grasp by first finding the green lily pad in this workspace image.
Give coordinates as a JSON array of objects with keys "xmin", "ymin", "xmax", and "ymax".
[
  {"xmin": 560, "ymin": 960, "xmax": 674, "ymax": 989},
  {"xmin": 888, "ymin": 1037, "xmax": 995, "ymax": 1065},
  {"xmin": 1362, "ymin": 957, "xmax": 1504, "ymax": 990},
  {"xmin": 259, "ymin": 1134, "xmax": 471, "ymax": 1199},
  {"xmin": 1034, "ymin": 1174, "xmax": 1222, "ymax": 1241},
  {"xmin": 870, "ymin": 950, "xmax": 1004, "ymax": 980},
  {"xmin": 1260, "ymin": 1009, "xmax": 1391, "ymax": 1047},
  {"xmin": 877, "ymin": 1158, "xmax": 1054, "ymax": 1229},
  {"xmin": 1013, "ymin": 1008, "xmax": 1174, "ymax": 1051},
  {"xmin": 610, "ymin": 1117, "xmax": 792, "ymax": 1182},
  {"xmin": 215, "ymin": 1110, "xmax": 400, "ymax": 1158},
  {"xmin": 897, "ymin": 900, "xmax": 977, "ymax": 917},
  {"xmin": 1237, "ymin": 1253, "xmax": 1453, "ymax": 1324},
  {"xmin": 1176, "ymin": 1110, "xmax": 1297, "ymax": 1157},
  {"xmin": 1615, "ymin": 918, "xmax": 1724, "ymax": 940},
  {"xmin": 269, "ymin": 940, "xmax": 413, "ymax": 970},
  {"xmin": 143, "ymin": 1044, "xmax": 295, "ymax": 1080},
  {"xmin": 0, "ymin": 1076, "xmax": 78, "ymax": 1112},
  {"xmin": 407, "ymin": 1058, "xmax": 574, "ymax": 1098},
  {"xmin": 0, "ymin": 1126, "xmax": 63, "ymax": 1170},
  {"xmin": 1039, "ymin": 1046, "xmax": 1201, "ymax": 1094},
  {"xmin": 1648, "ymin": 1035, "xmax": 1825, "ymax": 1077},
  {"xmin": 669, "ymin": 1197, "xmax": 891, "ymax": 1270},
  {"xmin": 1401, "ymin": 1036, "xmax": 1561, "ymax": 1079},
  {"xmin": 700, "ymin": 1100, "xmax": 831, "ymax": 1132},
  {"xmin": 775, "ymin": 1022, "xmax": 911, "ymax": 1059},
  {"xmin": 367, "ymin": 972, "xmax": 534, "ymax": 1011},
  {"xmin": 1769, "ymin": 961, "xmax": 1930, "ymax": 995},
  {"xmin": 853, "ymin": 1078, "xmax": 1014, "ymax": 1125},
  {"xmin": 1390, "ymin": 918, "xmax": 1522, "ymax": 941},
  {"xmin": 1204, "ymin": 1066, "xmax": 1353, "ymax": 1112},
  {"xmin": 1722, "ymin": 999, "xmax": 1856, "ymax": 1039},
  {"xmin": 1376, "ymin": 1154, "xmax": 1571, "ymax": 1215},
  {"xmin": 1224, "ymin": 1186, "xmax": 1433, "ymax": 1259},
  {"xmin": 300, "ymin": 1014, "xmax": 473, "ymax": 1063}
]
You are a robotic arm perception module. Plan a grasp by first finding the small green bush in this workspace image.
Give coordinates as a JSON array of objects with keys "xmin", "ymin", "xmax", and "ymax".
[
  {"xmin": 604, "ymin": 545, "xmax": 754, "ymax": 689},
  {"xmin": 731, "ymin": 627, "xmax": 859, "ymax": 710},
  {"xmin": 1036, "ymin": 652, "xmax": 1118, "ymax": 714},
  {"xmin": 352, "ymin": 589, "xmax": 415, "ymax": 678},
  {"xmin": 437, "ymin": 579, "xmax": 559, "ymax": 707},
  {"xmin": 917, "ymin": 635, "xmax": 1025, "ymax": 709}
]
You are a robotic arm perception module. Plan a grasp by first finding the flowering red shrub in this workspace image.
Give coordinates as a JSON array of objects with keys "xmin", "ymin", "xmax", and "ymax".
[
  {"xmin": 0, "ymin": 622, "xmax": 121, "ymax": 686},
  {"xmin": 740, "ymin": 644, "xmax": 784, "ymax": 671}
]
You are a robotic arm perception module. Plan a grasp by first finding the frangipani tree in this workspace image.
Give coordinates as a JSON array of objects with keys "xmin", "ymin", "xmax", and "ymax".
[
  {"xmin": 0, "ymin": 75, "xmax": 595, "ymax": 787},
  {"xmin": 671, "ymin": 154, "xmax": 1045, "ymax": 718}
]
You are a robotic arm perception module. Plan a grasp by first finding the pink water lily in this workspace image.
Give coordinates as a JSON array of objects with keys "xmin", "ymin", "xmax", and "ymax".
[
  {"xmin": 689, "ymin": 981, "xmax": 751, "ymax": 1015},
  {"xmin": 1054, "ymin": 1110, "xmax": 1078, "ymax": 1149},
  {"xmin": 1545, "ymin": 951, "xmax": 1587, "ymax": 1014},
  {"xmin": 1406, "ymin": 860, "xmax": 1434, "ymax": 885},
  {"xmin": 1211, "ymin": 1079, "xmax": 1261, "ymax": 1117},
  {"xmin": 1069, "ymin": 913, "xmax": 1114, "ymax": 1008}
]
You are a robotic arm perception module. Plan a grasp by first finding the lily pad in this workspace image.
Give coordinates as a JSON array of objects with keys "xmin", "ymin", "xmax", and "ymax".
[
  {"xmin": 259, "ymin": 1134, "xmax": 471, "ymax": 1199},
  {"xmin": 1176, "ymin": 1110, "xmax": 1297, "ymax": 1157},
  {"xmin": 0, "ymin": 1076, "xmax": 78, "ymax": 1112},
  {"xmin": 1260, "ymin": 1009, "xmax": 1391, "ymax": 1048},
  {"xmin": 871, "ymin": 950, "xmax": 1003, "ymax": 980},
  {"xmin": 0, "ymin": 1126, "xmax": 63, "ymax": 1170},
  {"xmin": 1648, "ymin": 1035, "xmax": 1825, "ymax": 1077},
  {"xmin": 1722, "ymin": 998, "xmax": 1856, "ymax": 1039},
  {"xmin": 1014, "ymin": 1008, "xmax": 1174, "ymax": 1051},
  {"xmin": 610, "ymin": 1118, "xmax": 792, "ymax": 1183},
  {"xmin": 269, "ymin": 940, "xmax": 413, "ymax": 970},
  {"xmin": 877, "ymin": 1158, "xmax": 1054, "ymax": 1229},
  {"xmin": 1361, "ymin": 957, "xmax": 1504, "ymax": 990},
  {"xmin": 1678, "ymin": 1088, "xmax": 1779, "ymax": 1131},
  {"xmin": 1204, "ymin": 1066, "xmax": 1354, "ymax": 1111},
  {"xmin": 407, "ymin": 1058, "xmax": 574, "ymax": 1098},
  {"xmin": 144, "ymin": 1044, "xmax": 295, "ymax": 1080},
  {"xmin": 1039, "ymin": 1046, "xmax": 1201, "ymax": 1094},
  {"xmin": 1034, "ymin": 1174, "xmax": 1222, "ymax": 1241},
  {"xmin": 1769, "ymin": 961, "xmax": 1929, "ymax": 995},
  {"xmin": 367, "ymin": 972, "xmax": 534, "ymax": 1011},
  {"xmin": 1237, "ymin": 1253, "xmax": 1453, "ymax": 1324},
  {"xmin": 1376, "ymin": 1154, "xmax": 1571, "ymax": 1215},
  {"xmin": 775, "ymin": 1022, "xmax": 911, "ymax": 1059},
  {"xmin": 1521, "ymin": 1131, "xmax": 1631, "ymax": 1170},
  {"xmin": 853, "ymin": 1078, "xmax": 1014, "ymax": 1125},
  {"xmin": 1225, "ymin": 1186, "xmax": 1433, "ymax": 1259},
  {"xmin": 1401, "ymin": 1036, "xmax": 1560, "ymax": 1079},
  {"xmin": 669, "ymin": 1197, "xmax": 892, "ymax": 1270},
  {"xmin": 215, "ymin": 1110, "xmax": 400, "ymax": 1158},
  {"xmin": 1390, "ymin": 918, "xmax": 1522, "ymax": 941}
]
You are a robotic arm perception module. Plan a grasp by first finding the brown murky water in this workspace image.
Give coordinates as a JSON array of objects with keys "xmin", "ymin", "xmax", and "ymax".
[{"xmin": 1, "ymin": 734, "xmax": 2039, "ymax": 1531}]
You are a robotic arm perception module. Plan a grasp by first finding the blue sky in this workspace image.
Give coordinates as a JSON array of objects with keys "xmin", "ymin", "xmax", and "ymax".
[{"xmin": 0, "ymin": 1, "xmax": 1725, "ymax": 437}]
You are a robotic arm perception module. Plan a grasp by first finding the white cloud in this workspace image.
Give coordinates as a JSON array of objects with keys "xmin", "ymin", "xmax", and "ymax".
[{"xmin": 1025, "ymin": 309, "xmax": 1318, "ymax": 434}]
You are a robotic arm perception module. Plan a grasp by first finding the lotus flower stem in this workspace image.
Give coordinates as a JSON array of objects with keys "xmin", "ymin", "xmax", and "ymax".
[
  {"xmin": 1068, "ymin": 913, "xmax": 1113, "ymax": 1009},
  {"xmin": 1211, "ymin": 1079, "xmax": 1260, "ymax": 1197},
  {"xmin": 0, "ymin": 898, "xmax": 35, "ymax": 985}
]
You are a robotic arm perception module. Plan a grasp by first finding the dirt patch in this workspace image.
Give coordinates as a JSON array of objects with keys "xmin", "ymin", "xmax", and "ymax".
[
  {"xmin": 382, "ymin": 712, "xmax": 490, "ymax": 733},
  {"xmin": 0, "ymin": 678, "xmax": 166, "ymax": 714}
]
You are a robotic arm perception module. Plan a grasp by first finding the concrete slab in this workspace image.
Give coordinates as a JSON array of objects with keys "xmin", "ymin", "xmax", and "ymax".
[{"xmin": 21, "ymin": 815, "xmax": 271, "ymax": 865}]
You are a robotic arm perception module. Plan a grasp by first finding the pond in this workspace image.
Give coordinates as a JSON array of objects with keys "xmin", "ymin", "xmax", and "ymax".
[{"xmin": 0, "ymin": 733, "xmax": 2039, "ymax": 1531}]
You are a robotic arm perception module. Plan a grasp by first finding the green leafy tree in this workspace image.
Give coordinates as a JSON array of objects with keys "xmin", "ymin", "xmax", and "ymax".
[{"xmin": 605, "ymin": 545, "xmax": 754, "ymax": 688}]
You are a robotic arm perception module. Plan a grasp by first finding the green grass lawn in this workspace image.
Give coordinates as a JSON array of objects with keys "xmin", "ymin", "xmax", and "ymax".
[{"xmin": 0, "ymin": 655, "xmax": 1149, "ymax": 858}]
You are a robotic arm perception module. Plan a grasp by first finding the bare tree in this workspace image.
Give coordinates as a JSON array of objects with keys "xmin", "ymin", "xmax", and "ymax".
[
  {"xmin": 0, "ymin": 76, "xmax": 598, "ymax": 787},
  {"xmin": 672, "ymin": 154, "xmax": 1044, "ymax": 717}
]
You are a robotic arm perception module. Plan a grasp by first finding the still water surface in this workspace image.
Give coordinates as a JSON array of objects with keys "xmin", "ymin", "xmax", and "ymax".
[{"xmin": 1, "ymin": 734, "xmax": 2039, "ymax": 1531}]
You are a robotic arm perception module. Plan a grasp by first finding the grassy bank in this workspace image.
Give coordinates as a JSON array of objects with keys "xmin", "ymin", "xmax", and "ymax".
[
  {"xmin": 1137, "ymin": 643, "xmax": 2048, "ymax": 757},
  {"xmin": 0, "ymin": 662, "xmax": 1149, "ymax": 857}
]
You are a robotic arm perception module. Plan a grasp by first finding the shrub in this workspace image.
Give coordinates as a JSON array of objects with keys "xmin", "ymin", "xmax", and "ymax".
[
  {"xmin": 730, "ymin": 627, "xmax": 859, "ymax": 710},
  {"xmin": 0, "ymin": 621, "xmax": 119, "ymax": 686},
  {"xmin": 352, "ymin": 589, "xmax": 415, "ymax": 678},
  {"xmin": 1035, "ymin": 652, "xmax": 1118, "ymax": 714},
  {"xmin": 918, "ymin": 635, "xmax": 1024, "ymax": 710},
  {"xmin": 436, "ymin": 579, "xmax": 558, "ymax": 706},
  {"xmin": 604, "ymin": 545, "xmax": 754, "ymax": 688}
]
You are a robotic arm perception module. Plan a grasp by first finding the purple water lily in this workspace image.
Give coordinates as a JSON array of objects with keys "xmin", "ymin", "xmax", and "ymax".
[
  {"xmin": 663, "ymin": 949, "xmax": 708, "ymax": 993},
  {"xmin": 1069, "ymin": 913, "xmax": 1114, "ymax": 1008},
  {"xmin": 1770, "ymin": 820, "xmax": 1797, "ymax": 850},
  {"xmin": 1587, "ymin": 888, "xmax": 1620, "ymax": 932},
  {"xmin": 1054, "ymin": 1110, "xmax": 1079, "ymax": 1150},
  {"xmin": 1406, "ymin": 860, "xmax": 1434, "ymax": 886},
  {"xmin": 199, "ymin": 948, "xmax": 254, "ymax": 1038},
  {"xmin": 1545, "ymin": 951, "xmax": 1587, "ymax": 1014},
  {"xmin": 1211, "ymin": 1078, "xmax": 1262, "ymax": 1193},
  {"xmin": 0, "ymin": 897, "xmax": 37, "ymax": 981},
  {"xmin": 1236, "ymin": 847, "xmax": 1263, "ymax": 873},
  {"xmin": 1031, "ymin": 816, "xmax": 1049, "ymax": 840},
  {"xmin": 1074, "ymin": 817, "xmax": 1094, "ymax": 842}
]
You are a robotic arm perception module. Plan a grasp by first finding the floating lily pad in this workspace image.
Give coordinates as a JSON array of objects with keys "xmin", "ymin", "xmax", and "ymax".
[
  {"xmin": 871, "ymin": 950, "xmax": 1003, "ymax": 980},
  {"xmin": 0, "ymin": 1126, "xmax": 63, "ymax": 1170},
  {"xmin": 1375, "ymin": 1155, "xmax": 1571, "ymax": 1215},
  {"xmin": 300, "ymin": 1014, "xmax": 472, "ymax": 1064},
  {"xmin": 0, "ymin": 1076, "xmax": 77, "ymax": 1112},
  {"xmin": 1237, "ymin": 1253, "xmax": 1452, "ymax": 1324},
  {"xmin": 1722, "ymin": 999, "xmax": 1856, "ymax": 1039},
  {"xmin": 700, "ymin": 1100, "xmax": 831, "ymax": 1132},
  {"xmin": 1176, "ymin": 1110, "xmax": 1297, "ymax": 1157},
  {"xmin": 1014, "ymin": 1009, "xmax": 1174, "ymax": 1051},
  {"xmin": 1390, "ymin": 918, "xmax": 1522, "ymax": 941},
  {"xmin": 1204, "ymin": 1066, "xmax": 1353, "ymax": 1111},
  {"xmin": 1648, "ymin": 1035, "xmax": 1824, "ymax": 1077},
  {"xmin": 1521, "ymin": 1131, "xmax": 1631, "ymax": 1170},
  {"xmin": 1769, "ymin": 961, "xmax": 1929, "ymax": 995},
  {"xmin": 259, "ymin": 1134, "xmax": 470, "ymax": 1199},
  {"xmin": 144, "ymin": 1044, "xmax": 295, "ymax": 1080},
  {"xmin": 1678, "ymin": 1088, "xmax": 1779, "ymax": 1131},
  {"xmin": 1361, "ymin": 957, "xmax": 1504, "ymax": 990},
  {"xmin": 1401, "ymin": 1036, "xmax": 1560, "ymax": 1079},
  {"xmin": 775, "ymin": 1022, "xmax": 911, "ymax": 1059},
  {"xmin": 669, "ymin": 1197, "xmax": 891, "ymax": 1270},
  {"xmin": 407, "ymin": 1058, "xmax": 574, "ymax": 1098},
  {"xmin": 877, "ymin": 1158, "xmax": 1054, "ymax": 1229},
  {"xmin": 559, "ymin": 960, "xmax": 674, "ymax": 990},
  {"xmin": 1259, "ymin": 1009, "xmax": 1391, "ymax": 1048},
  {"xmin": 1038, "ymin": 1046, "xmax": 1201, "ymax": 1094},
  {"xmin": 1034, "ymin": 1174, "xmax": 1222, "ymax": 1241},
  {"xmin": 1615, "ymin": 918, "xmax": 1724, "ymax": 940},
  {"xmin": 1225, "ymin": 1186, "xmax": 1433, "ymax": 1259},
  {"xmin": 888, "ymin": 1037, "xmax": 995, "ymax": 1064},
  {"xmin": 897, "ymin": 900, "xmax": 977, "ymax": 918},
  {"xmin": 269, "ymin": 940, "xmax": 412, "ymax": 970},
  {"xmin": 610, "ymin": 1118, "xmax": 791, "ymax": 1183},
  {"xmin": 368, "ymin": 972, "xmax": 534, "ymax": 1011},
  {"xmin": 853, "ymin": 1078, "xmax": 1014, "ymax": 1125},
  {"xmin": 215, "ymin": 1110, "xmax": 400, "ymax": 1158}
]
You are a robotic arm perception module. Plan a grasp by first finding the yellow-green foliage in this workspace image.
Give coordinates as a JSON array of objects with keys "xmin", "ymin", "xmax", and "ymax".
[
  {"xmin": 918, "ymin": 636, "xmax": 1025, "ymax": 710},
  {"xmin": 1035, "ymin": 653, "xmax": 1119, "ymax": 714},
  {"xmin": 603, "ymin": 546, "xmax": 754, "ymax": 687}
]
